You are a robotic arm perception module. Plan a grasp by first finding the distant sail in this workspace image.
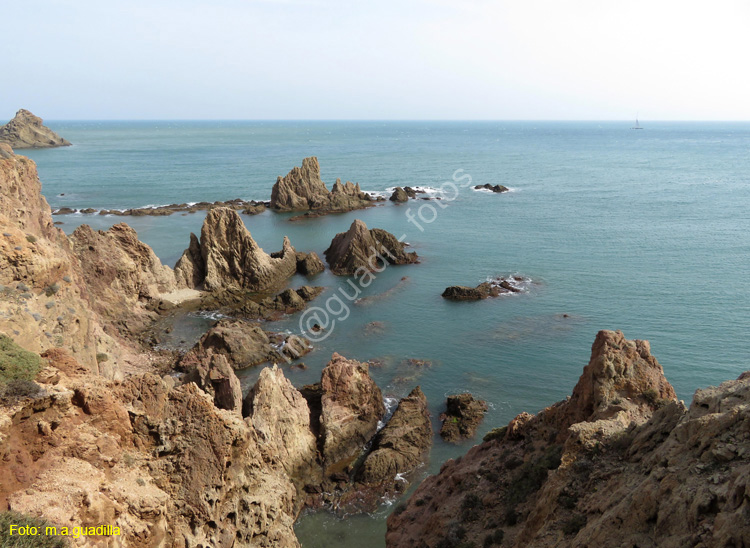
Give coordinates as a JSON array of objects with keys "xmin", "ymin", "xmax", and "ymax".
[{"xmin": 631, "ymin": 116, "xmax": 643, "ymax": 129}]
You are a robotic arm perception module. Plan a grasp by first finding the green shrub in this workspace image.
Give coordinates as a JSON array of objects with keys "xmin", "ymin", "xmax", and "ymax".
[
  {"xmin": 25, "ymin": 235, "xmax": 37, "ymax": 244},
  {"xmin": 643, "ymin": 388, "xmax": 659, "ymax": 405},
  {"xmin": 0, "ymin": 511, "xmax": 68, "ymax": 547},
  {"xmin": 96, "ymin": 353, "xmax": 109, "ymax": 364},
  {"xmin": 0, "ymin": 380, "xmax": 42, "ymax": 401},
  {"xmin": 483, "ymin": 529, "xmax": 504, "ymax": 547},
  {"xmin": 505, "ymin": 446, "xmax": 562, "ymax": 508},
  {"xmin": 0, "ymin": 334, "xmax": 42, "ymax": 385},
  {"xmin": 393, "ymin": 503, "xmax": 407, "ymax": 515}
]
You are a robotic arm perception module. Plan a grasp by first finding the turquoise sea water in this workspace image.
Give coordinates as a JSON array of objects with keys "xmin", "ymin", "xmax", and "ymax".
[{"xmin": 23, "ymin": 121, "xmax": 750, "ymax": 547}]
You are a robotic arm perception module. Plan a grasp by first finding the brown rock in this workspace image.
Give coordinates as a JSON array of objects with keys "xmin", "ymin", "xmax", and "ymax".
[
  {"xmin": 270, "ymin": 157, "xmax": 372, "ymax": 214},
  {"xmin": 174, "ymin": 232, "xmax": 204, "ymax": 288},
  {"xmin": 439, "ymin": 393, "xmax": 488, "ymax": 443},
  {"xmin": 243, "ymin": 365, "xmax": 319, "ymax": 483},
  {"xmin": 386, "ymin": 330, "xmax": 687, "ymax": 548},
  {"xmin": 320, "ymin": 353, "xmax": 386, "ymax": 467},
  {"xmin": 355, "ymin": 386, "xmax": 432, "ymax": 488},
  {"xmin": 176, "ymin": 207, "xmax": 297, "ymax": 292},
  {"xmin": 296, "ymin": 251, "xmax": 325, "ymax": 276},
  {"xmin": 389, "ymin": 187, "xmax": 409, "ymax": 202},
  {"xmin": 324, "ymin": 219, "xmax": 419, "ymax": 275},
  {"xmin": 0, "ymin": 109, "xmax": 71, "ymax": 149}
]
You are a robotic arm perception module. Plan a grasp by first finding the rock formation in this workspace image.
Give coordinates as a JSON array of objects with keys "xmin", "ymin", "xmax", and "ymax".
[
  {"xmin": 439, "ymin": 393, "xmax": 488, "ymax": 443},
  {"xmin": 442, "ymin": 276, "xmax": 528, "ymax": 301},
  {"xmin": 355, "ymin": 386, "xmax": 432, "ymax": 489},
  {"xmin": 179, "ymin": 318, "xmax": 311, "ymax": 372},
  {"xmin": 475, "ymin": 183, "xmax": 509, "ymax": 193},
  {"xmin": 0, "ymin": 110, "xmax": 71, "ymax": 149},
  {"xmin": 320, "ymin": 353, "xmax": 386, "ymax": 467},
  {"xmin": 296, "ymin": 251, "xmax": 325, "ymax": 276},
  {"xmin": 174, "ymin": 207, "xmax": 297, "ymax": 292},
  {"xmin": 197, "ymin": 285, "xmax": 324, "ymax": 321},
  {"xmin": 389, "ymin": 187, "xmax": 409, "ymax": 202},
  {"xmin": 324, "ymin": 219, "xmax": 419, "ymax": 275},
  {"xmin": 270, "ymin": 157, "xmax": 373, "ymax": 214},
  {"xmin": 385, "ymin": 330, "xmax": 750, "ymax": 548}
]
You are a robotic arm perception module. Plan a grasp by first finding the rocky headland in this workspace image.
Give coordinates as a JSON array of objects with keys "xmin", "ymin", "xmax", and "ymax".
[
  {"xmin": 270, "ymin": 156, "xmax": 378, "ymax": 216},
  {"xmin": 0, "ymin": 110, "xmax": 71, "ymax": 149},
  {"xmin": 324, "ymin": 219, "xmax": 419, "ymax": 275},
  {"xmin": 387, "ymin": 330, "xmax": 750, "ymax": 548},
  {"xmin": 0, "ymin": 147, "xmax": 434, "ymax": 545}
]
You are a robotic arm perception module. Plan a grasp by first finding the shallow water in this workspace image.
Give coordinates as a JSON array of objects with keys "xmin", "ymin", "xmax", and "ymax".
[{"xmin": 25, "ymin": 120, "xmax": 750, "ymax": 546}]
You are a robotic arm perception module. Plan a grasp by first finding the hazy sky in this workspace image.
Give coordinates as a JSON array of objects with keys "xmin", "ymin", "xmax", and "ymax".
[{"xmin": 4, "ymin": 0, "xmax": 749, "ymax": 120}]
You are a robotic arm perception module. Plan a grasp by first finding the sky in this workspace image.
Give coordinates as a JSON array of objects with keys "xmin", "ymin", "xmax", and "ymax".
[{"xmin": 3, "ymin": 0, "xmax": 750, "ymax": 120}]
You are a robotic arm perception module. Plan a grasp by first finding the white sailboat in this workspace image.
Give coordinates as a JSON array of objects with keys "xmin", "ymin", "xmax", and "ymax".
[{"xmin": 631, "ymin": 115, "xmax": 643, "ymax": 129}]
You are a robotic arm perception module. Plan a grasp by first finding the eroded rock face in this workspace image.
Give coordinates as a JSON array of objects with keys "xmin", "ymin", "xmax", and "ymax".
[
  {"xmin": 270, "ymin": 157, "xmax": 373, "ymax": 213},
  {"xmin": 296, "ymin": 251, "xmax": 325, "ymax": 276},
  {"xmin": 243, "ymin": 365, "xmax": 320, "ymax": 485},
  {"xmin": 175, "ymin": 207, "xmax": 297, "ymax": 292},
  {"xmin": 180, "ymin": 318, "xmax": 311, "ymax": 372},
  {"xmin": 389, "ymin": 187, "xmax": 409, "ymax": 202},
  {"xmin": 0, "ymin": 109, "xmax": 71, "ymax": 149},
  {"xmin": 2, "ymin": 362, "xmax": 302, "ymax": 548},
  {"xmin": 386, "ymin": 330, "xmax": 739, "ymax": 548},
  {"xmin": 442, "ymin": 276, "xmax": 527, "ymax": 301},
  {"xmin": 355, "ymin": 386, "xmax": 432, "ymax": 488},
  {"xmin": 320, "ymin": 353, "xmax": 386, "ymax": 467},
  {"xmin": 324, "ymin": 219, "xmax": 419, "ymax": 275},
  {"xmin": 439, "ymin": 393, "xmax": 488, "ymax": 443}
]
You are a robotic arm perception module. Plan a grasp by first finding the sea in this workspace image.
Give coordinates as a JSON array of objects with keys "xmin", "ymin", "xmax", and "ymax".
[{"xmin": 22, "ymin": 120, "xmax": 750, "ymax": 547}]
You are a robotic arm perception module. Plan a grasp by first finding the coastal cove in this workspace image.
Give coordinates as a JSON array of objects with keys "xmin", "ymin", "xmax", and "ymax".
[{"xmin": 23, "ymin": 120, "xmax": 750, "ymax": 547}]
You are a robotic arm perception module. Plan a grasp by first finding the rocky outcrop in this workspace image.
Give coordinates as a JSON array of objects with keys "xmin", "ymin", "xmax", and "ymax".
[
  {"xmin": 439, "ymin": 393, "xmax": 488, "ymax": 443},
  {"xmin": 355, "ymin": 386, "xmax": 432, "ymax": 489},
  {"xmin": 324, "ymin": 219, "xmax": 419, "ymax": 275},
  {"xmin": 179, "ymin": 318, "xmax": 311, "ymax": 372},
  {"xmin": 197, "ymin": 285, "xmax": 324, "ymax": 321},
  {"xmin": 475, "ymin": 183, "xmax": 509, "ymax": 193},
  {"xmin": 1, "ymin": 355, "xmax": 302, "ymax": 547},
  {"xmin": 243, "ymin": 365, "xmax": 320, "ymax": 485},
  {"xmin": 442, "ymin": 276, "xmax": 529, "ymax": 301},
  {"xmin": 70, "ymin": 224, "xmax": 178, "ymax": 331},
  {"xmin": 389, "ymin": 187, "xmax": 409, "ymax": 202},
  {"xmin": 296, "ymin": 251, "xmax": 325, "ymax": 276},
  {"xmin": 320, "ymin": 353, "xmax": 386, "ymax": 468},
  {"xmin": 175, "ymin": 207, "xmax": 297, "ymax": 292},
  {"xmin": 0, "ymin": 146, "xmax": 153, "ymax": 376},
  {"xmin": 270, "ymin": 157, "xmax": 373, "ymax": 214},
  {"xmin": 386, "ymin": 330, "xmax": 748, "ymax": 548},
  {"xmin": 0, "ymin": 110, "xmax": 71, "ymax": 149}
]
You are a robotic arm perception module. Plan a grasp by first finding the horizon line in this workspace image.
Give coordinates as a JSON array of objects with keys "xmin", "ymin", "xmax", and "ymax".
[{"xmin": 40, "ymin": 118, "xmax": 750, "ymax": 123}]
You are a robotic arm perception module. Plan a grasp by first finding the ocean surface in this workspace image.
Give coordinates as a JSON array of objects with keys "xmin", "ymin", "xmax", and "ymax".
[{"xmin": 23, "ymin": 120, "xmax": 750, "ymax": 547}]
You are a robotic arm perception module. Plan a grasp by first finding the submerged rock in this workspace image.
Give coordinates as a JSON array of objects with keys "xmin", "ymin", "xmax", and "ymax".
[
  {"xmin": 270, "ymin": 157, "xmax": 373, "ymax": 214},
  {"xmin": 439, "ymin": 393, "xmax": 488, "ymax": 443},
  {"xmin": 0, "ymin": 109, "xmax": 71, "ymax": 149},
  {"xmin": 324, "ymin": 219, "xmax": 419, "ymax": 275}
]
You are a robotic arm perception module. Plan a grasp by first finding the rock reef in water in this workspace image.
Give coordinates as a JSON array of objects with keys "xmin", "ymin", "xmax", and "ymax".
[
  {"xmin": 0, "ymin": 109, "xmax": 71, "ymax": 149},
  {"xmin": 324, "ymin": 219, "xmax": 419, "ymax": 275},
  {"xmin": 174, "ymin": 207, "xmax": 297, "ymax": 292},
  {"xmin": 270, "ymin": 157, "xmax": 374, "ymax": 214},
  {"xmin": 387, "ymin": 330, "xmax": 750, "ymax": 548},
  {"xmin": 439, "ymin": 393, "xmax": 488, "ymax": 443},
  {"xmin": 441, "ymin": 275, "xmax": 528, "ymax": 300},
  {"xmin": 475, "ymin": 183, "xmax": 509, "ymax": 193}
]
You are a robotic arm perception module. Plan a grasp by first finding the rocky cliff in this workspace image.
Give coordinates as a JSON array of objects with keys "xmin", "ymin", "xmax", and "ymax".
[
  {"xmin": 324, "ymin": 219, "xmax": 419, "ymax": 275},
  {"xmin": 270, "ymin": 157, "xmax": 373, "ymax": 213},
  {"xmin": 175, "ymin": 207, "xmax": 297, "ymax": 292},
  {"xmin": 0, "ymin": 110, "xmax": 71, "ymax": 149},
  {"xmin": 386, "ymin": 330, "xmax": 749, "ymax": 548}
]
